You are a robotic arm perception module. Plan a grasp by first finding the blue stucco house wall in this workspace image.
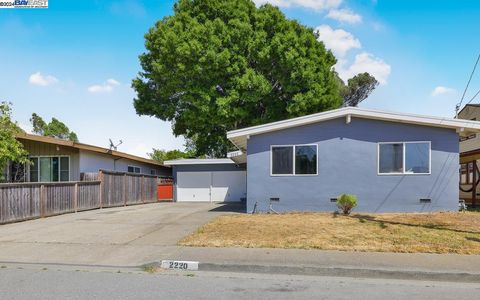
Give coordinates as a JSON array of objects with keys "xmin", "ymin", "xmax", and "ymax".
[{"xmin": 246, "ymin": 117, "xmax": 459, "ymax": 213}]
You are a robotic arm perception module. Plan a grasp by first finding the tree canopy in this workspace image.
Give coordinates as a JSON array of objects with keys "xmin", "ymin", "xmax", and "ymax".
[
  {"xmin": 149, "ymin": 148, "xmax": 195, "ymax": 164},
  {"xmin": 30, "ymin": 113, "xmax": 79, "ymax": 142},
  {"xmin": 340, "ymin": 73, "xmax": 379, "ymax": 107},
  {"xmin": 0, "ymin": 102, "xmax": 29, "ymax": 182},
  {"xmin": 133, "ymin": 0, "xmax": 343, "ymax": 157}
]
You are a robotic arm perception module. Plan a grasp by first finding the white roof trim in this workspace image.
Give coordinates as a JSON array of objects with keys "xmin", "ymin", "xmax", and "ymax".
[
  {"xmin": 227, "ymin": 150, "xmax": 243, "ymax": 158},
  {"xmin": 163, "ymin": 158, "xmax": 235, "ymax": 166},
  {"xmin": 226, "ymin": 107, "xmax": 480, "ymax": 150}
]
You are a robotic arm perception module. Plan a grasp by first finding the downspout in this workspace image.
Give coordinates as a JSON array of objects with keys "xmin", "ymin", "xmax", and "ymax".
[{"xmin": 113, "ymin": 158, "xmax": 122, "ymax": 171}]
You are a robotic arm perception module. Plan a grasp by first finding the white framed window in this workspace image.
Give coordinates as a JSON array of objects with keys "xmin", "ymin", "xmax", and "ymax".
[
  {"xmin": 128, "ymin": 165, "xmax": 141, "ymax": 174},
  {"xmin": 29, "ymin": 156, "xmax": 70, "ymax": 182},
  {"xmin": 378, "ymin": 141, "xmax": 431, "ymax": 175},
  {"xmin": 271, "ymin": 144, "xmax": 318, "ymax": 176}
]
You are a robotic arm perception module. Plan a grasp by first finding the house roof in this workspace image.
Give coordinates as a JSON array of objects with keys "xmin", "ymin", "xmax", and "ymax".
[
  {"xmin": 227, "ymin": 106, "xmax": 480, "ymax": 151},
  {"xmin": 163, "ymin": 158, "xmax": 235, "ymax": 166},
  {"xmin": 16, "ymin": 133, "xmax": 168, "ymax": 167},
  {"xmin": 458, "ymin": 104, "xmax": 480, "ymax": 116}
]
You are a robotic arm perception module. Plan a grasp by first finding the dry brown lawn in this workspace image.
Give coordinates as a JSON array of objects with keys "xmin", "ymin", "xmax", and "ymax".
[{"xmin": 179, "ymin": 212, "xmax": 480, "ymax": 254}]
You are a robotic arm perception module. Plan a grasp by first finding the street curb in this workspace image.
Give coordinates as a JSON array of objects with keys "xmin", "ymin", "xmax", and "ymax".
[
  {"xmin": 198, "ymin": 263, "xmax": 480, "ymax": 283},
  {"xmin": 5, "ymin": 260, "xmax": 480, "ymax": 283}
]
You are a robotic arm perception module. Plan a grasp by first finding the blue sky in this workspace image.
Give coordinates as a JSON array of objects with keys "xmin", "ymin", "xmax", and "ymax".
[{"xmin": 1, "ymin": 0, "xmax": 479, "ymax": 157}]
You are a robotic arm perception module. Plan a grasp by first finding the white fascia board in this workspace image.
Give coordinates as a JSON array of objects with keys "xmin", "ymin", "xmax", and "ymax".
[
  {"xmin": 163, "ymin": 159, "xmax": 235, "ymax": 166},
  {"xmin": 226, "ymin": 107, "xmax": 480, "ymax": 149},
  {"xmin": 227, "ymin": 108, "xmax": 350, "ymax": 139}
]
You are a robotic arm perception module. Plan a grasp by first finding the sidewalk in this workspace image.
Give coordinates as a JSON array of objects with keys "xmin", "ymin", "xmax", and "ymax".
[{"xmin": 157, "ymin": 246, "xmax": 480, "ymax": 282}]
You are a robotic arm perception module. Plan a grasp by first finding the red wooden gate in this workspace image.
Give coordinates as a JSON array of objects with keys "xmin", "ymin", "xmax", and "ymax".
[
  {"xmin": 157, "ymin": 184, "xmax": 173, "ymax": 201},
  {"xmin": 158, "ymin": 177, "xmax": 173, "ymax": 201}
]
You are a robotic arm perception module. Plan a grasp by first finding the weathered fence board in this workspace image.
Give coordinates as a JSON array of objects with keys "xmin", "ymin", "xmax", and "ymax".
[
  {"xmin": 44, "ymin": 183, "xmax": 75, "ymax": 216},
  {"xmin": 80, "ymin": 172, "xmax": 99, "ymax": 181},
  {"xmin": 0, "ymin": 184, "xmax": 41, "ymax": 223},
  {"xmin": 77, "ymin": 182, "xmax": 101, "ymax": 212},
  {"xmin": 144, "ymin": 177, "xmax": 158, "ymax": 203},
  {"xmin": 0, "ymin": 170, "xmax": 166, "ymax": 224}
]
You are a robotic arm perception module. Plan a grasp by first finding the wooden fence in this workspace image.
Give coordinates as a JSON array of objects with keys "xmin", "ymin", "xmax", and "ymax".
[
  {"xmin": 100, "ymin": 170, "xmax": 159, "ymax": 207},
  {"xmin": 0, "ymin": 170, "xmax": 165, "ymax": 224}
]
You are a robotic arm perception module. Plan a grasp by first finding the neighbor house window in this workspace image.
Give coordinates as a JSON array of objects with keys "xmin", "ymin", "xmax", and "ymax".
[
  {"xmin": 271, "ymin": 145, "xmax": 317, "ymax": 176},
  {"xmin": 378, "ymin": 142, "xmax": 430, "ymax": 175},
  {"xmin": 460, "ymin": 163, "xmax": 475, "ymax": 184},
  {"xmin": 150, "ymin": 169, "xmax": 162, "ymax": 176},
  {"xmin": 29, "ymin": 156, "xmax": 70, "ymax": 182},
  {"xmin": 30, "ymin": 158, "xmax": 39, "ymax": 182},
  {"xmin": 128, "ymin": 166, "xmax": 141, "ymax": 174}
]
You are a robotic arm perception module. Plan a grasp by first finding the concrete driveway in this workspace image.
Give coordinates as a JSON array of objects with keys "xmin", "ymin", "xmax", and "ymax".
[{"xmin": 0, "ymin": 202, "xmax": 241, "ymax": 267}]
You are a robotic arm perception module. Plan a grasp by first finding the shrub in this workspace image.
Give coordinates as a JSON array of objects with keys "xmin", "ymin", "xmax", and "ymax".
[{"xmin": 337, "ymin": 194, "xmax": 357, "ymax": 215}]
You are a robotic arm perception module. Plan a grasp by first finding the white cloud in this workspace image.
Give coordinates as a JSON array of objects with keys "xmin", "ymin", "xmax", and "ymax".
[
  {"xmin": 315, "ymin": 25, "xmax": 361, "ymax": 57},
  {"xmin": 88, "ymin": 85, "xmax": 113, "ymax": 93},
  {"xmin": 335, "ymin": 52, "xmax": 391, "ymax": 85},
  {"xmin": 28, "ymin": 72, "xmax": 59, "ymax": 86},
  {"xmin": 253, "ymin": 0, "xmax": 342, "ymax": 10},
  {"xmin": 326, "ymin": 9, "xmax": 362, "ymax": 24},
  {"xmin": 431, "ymin": 86, "xmax": 455, "ymax": 97},
  {"xmin": 315, "ymin": 24, "xmax": 390, "ymax": 85},
  {"xmin": 106, "ymin": 78, "xmax": 120, "ymax": 86},
  {"xmin": 88, "ymin": 78, "xmax": 121, "ymax": 93}
]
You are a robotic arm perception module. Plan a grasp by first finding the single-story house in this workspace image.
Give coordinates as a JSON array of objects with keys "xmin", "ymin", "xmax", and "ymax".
[
  {"xmin": 4, "ymin": 133, "xmax": 171, "ymax": 183},
  {"xmin": 166, "ymin": 107, "xmax": 480, "ymax": 213}
]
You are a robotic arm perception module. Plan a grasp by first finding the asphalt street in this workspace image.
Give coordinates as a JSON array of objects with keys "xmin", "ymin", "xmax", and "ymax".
[{"xmin": 1, "ymin": 265, "xmax": 480, "ymax": 300}]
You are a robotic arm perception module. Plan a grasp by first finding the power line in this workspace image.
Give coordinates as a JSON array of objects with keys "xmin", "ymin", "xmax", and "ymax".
[
  {"xmin": 466, "ymin": 89, "xmax": 480, "ymax": 105},
  {"xmin": 455, "ymin": 53, "xmax": 480, "ymax": 116}
]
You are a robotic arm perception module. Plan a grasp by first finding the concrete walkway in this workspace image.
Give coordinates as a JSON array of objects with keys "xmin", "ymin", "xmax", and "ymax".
[{"xmin": 0, "ymin": 202, "xmax": 239, "ymax": 266}]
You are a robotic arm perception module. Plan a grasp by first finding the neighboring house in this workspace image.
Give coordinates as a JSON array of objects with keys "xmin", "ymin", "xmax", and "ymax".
[
  {"xmin": 167, "ymin": 107, "xmax": 480, "ymax": 213},
  {"xmin": 4, "ymin": 133, "xmax": 171, "ymax": 183},
  {"xmin": 457, "ymin": 104, "xmax": 480, "ymax": 206}
]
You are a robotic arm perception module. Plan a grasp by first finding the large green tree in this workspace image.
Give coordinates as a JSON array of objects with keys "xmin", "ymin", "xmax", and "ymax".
[
  {"xmin": 30, "ymin": 113, "xmax": 79, "ymax": 142},
  {"xmin": 149, "ymin": 148, "xmax": 194, "ymax": 164},
  {"xmin": 133, "ymin": 0, "xmax": 342, "ymax": 157},
  {"xmin": 0, "ymin": 102, "xmax": 29, "ymax": 182}
]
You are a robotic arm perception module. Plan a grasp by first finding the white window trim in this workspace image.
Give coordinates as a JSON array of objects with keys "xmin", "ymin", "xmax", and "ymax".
[
  {"xmin": 128, "ymin": 165, "xmax": 141, "ymax": 174},
  {"xmin": 270, "ymin": 144, "xmax": 318, "ymax": 177},
  {"xmin": 377, "ymin": 141, "xmax": 431, "ymax": 176},
  {"xmin": 29, "ymin": 155, "xmax": 71, "ymax": 182}
]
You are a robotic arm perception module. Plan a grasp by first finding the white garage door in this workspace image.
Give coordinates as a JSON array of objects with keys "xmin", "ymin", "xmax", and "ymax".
[
  {"xmin": 176, "ymin": 171, "xmax": 246, "ymax": 202},
  {"xmin": 177, "ymin": 172, "xmax": 212, "ymax": 202}
]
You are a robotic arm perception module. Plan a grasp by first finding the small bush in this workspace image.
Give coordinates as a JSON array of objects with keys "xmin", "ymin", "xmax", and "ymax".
[{"xmin": 337, "ymin": 194, "xmax": 357, "ymax": 215}]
